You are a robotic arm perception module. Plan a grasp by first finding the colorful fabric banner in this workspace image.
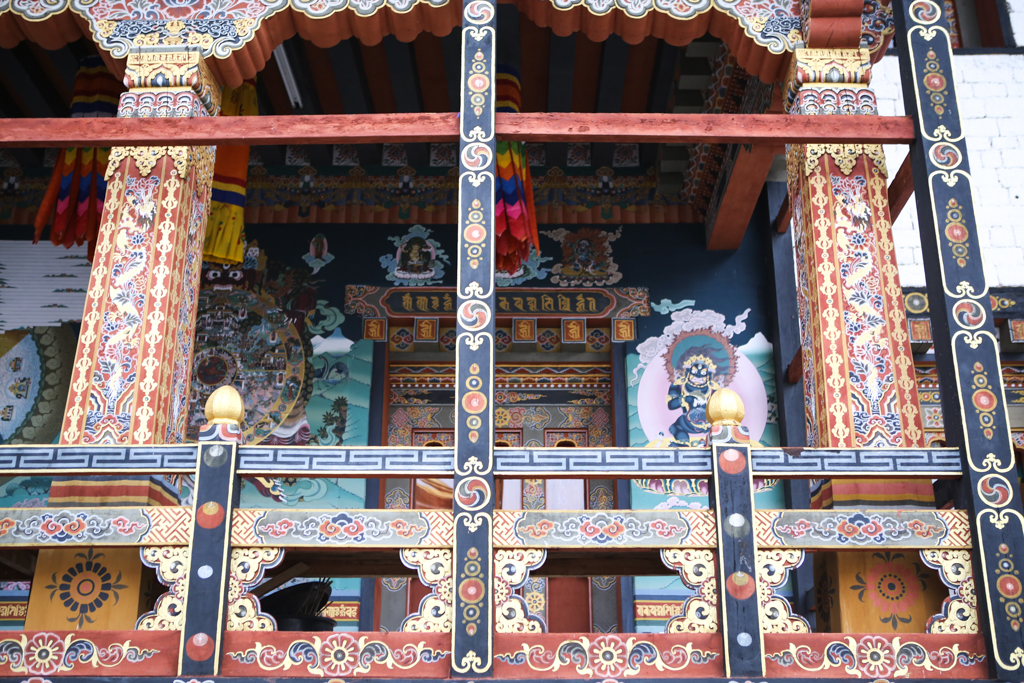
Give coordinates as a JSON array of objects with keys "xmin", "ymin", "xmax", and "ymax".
[
  {"xmin": 33, "ymin": 56, "xmax": 121, "ymax": 260},
  {"xmin": 204, "ymin": 80, "xmax": 257, "ymax": 264},
  {"xmin": 494, "ymin": 67, "xmax": 539, "ymax": 276}
]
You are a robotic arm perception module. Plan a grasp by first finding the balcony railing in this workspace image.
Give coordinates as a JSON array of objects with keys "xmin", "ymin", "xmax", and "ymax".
[{"xmin": 0, "ymin": 389, "xmax": 987, "ymax": 680}]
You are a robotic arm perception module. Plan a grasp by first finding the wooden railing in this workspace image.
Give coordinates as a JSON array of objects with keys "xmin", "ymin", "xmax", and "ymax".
[{"xmin": 0, "ymin": 430, "xmax": 990, "ymax": 680}]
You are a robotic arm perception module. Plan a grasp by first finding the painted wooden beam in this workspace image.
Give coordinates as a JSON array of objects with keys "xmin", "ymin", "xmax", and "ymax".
[
  {"xmin": 501, "ymin": 113, "xmax": 916, "ymax": 143},
  {"xmin": 0, "ymin": 113, "xmax": 917, "ymax": 147},
  {"xmin": 571, "ymin": 34, "xmax": 602, "ymax": 113},
  {"xmin": 773, "ymin": 192, "xmax": 792, "ymax": 233},
  {"xmin": 705, "ymin": 144, "xmax": 780, "ymax": 249},
  {"xmin": 303, "ymin": 41, "xmax": 345, "ymax": 115},
  {"xmin": 259, "ymin": 53, "xmax": 294, "ymax": 116},
  {"xmin": 888, "ymin": 152, "xmax": 914, "ymax": 222},
  {"xmin": 412, "ymin": 33, "xmax": 450, "ymax": 113},
  {"xmin": 519, "ymin": 17, "xmax": 550, "ymax": 112}
]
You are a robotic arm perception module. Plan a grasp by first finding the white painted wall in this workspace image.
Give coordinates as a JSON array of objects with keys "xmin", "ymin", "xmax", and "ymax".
[{"xmin": 871, "ymin": 53, "xmax": 1024, "ymax": 286}]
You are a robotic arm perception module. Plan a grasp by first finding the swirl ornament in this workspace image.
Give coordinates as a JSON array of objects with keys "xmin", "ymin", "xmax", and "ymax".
[
  {"xmin": 929, "ymin": 142, "xmax": 962, "ymax": 170},
  {"xmin": 463, "ymin": 0, "xmax": 494, "ymax": 23},
  {"xmin": 456, "ymin": 477, "xmax": 492, "ymax": 511},
  {"xmin": 910, "ymin": 0, "xmax": 941, "ymax": 23},
  {"xmin": 979, "ymin": 475, "xmax": 1013, "ymax": 508},
  {"xmin": 953, "ymin": 299, "xmax": 986, "ymax": 329},
  {"xmin": 461, "ymin": 142, "xmax": 492, "ymax": 171},
  {"xmin": 458, "ymin": 300, "xmax": 491, "ymax": 331}
]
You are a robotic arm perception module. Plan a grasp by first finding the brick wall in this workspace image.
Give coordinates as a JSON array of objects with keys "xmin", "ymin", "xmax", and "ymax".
[{"xmin": 871, "ymin": 53, "xmax": 1024, "ymax": 286}]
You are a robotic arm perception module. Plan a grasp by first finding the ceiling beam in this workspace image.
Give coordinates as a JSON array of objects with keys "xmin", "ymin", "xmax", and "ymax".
[
  {"xmin": 0, "ymin": 48, "xmax": 64, "ymax": 117},
  {"xmin": 888, "ymin": 153, "xmax": 914, "ymax": 222},
  {"xmin": 519, "ymin": 18, "xmax": 549, "ymax": 113},
  {"xmin": 259, "ymin": 53, "xmax": 295, "ymax": 116},
  {"xmin": 413, "ymin": 33, "xmax": 451, "ymax": 113},
  {"xmin": 303, "ymin": 42, "xmax": 345, "ymax": 114},
  {"xmin": 621, "ymin": 38, "xmax": 659, "ymax": 114},
  {"xmin": 705, "ymin": 143, "xmax": 781, "ymax": 249},
  {"xmin": 0, "ymin": 113, "xmax": 917, "ymax": 147},
  {"xmin": 360, "ymin": 42, "xmax": 398, "ymax": 114},
  {"xmin": 705, "ymin": 90, "xmax": 787, "ymax": 250},
  {"xmin": 571, "ymin": 34, "xmax": 602, "ymax": 113},
  {"xmin": 23, "ymin": 43, "xmax": 73, "ymax": 111}
]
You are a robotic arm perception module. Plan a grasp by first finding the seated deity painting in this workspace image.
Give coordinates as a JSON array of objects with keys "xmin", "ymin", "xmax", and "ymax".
[{"xmin": 632, "ymin": 307, "xmax": 770, "ymax": 448}]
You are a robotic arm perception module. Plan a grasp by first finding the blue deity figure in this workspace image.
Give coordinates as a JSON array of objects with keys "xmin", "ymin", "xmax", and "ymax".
[{"xmin": 664, "ymin": 334, "xmax": 735, "ymax": 444}]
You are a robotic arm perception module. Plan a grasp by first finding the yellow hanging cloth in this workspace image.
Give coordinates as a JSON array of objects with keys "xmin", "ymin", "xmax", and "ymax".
[{"xmin": 203, "ymin": 80, "xmax": 257, "ymax": 264}]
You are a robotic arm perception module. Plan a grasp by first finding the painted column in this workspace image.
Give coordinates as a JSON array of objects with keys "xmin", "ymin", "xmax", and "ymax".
[
  {"xmin": 786, "ymin": 49, "xmax": 925, "ymax": 453},
  {"xmin": 893, "ymin": 0, "xmax": 1024, "ymax": 675},
  {"xmin": 61, "ymin": 46, "xmax": 219, "ymax": 446},
  {"xmin": 786, "ymin": 48, "xmax": 940, "ymax": 633},
  {"xmin": 453, "ymin": 0, "xmax": 496, "ymax": 675}
]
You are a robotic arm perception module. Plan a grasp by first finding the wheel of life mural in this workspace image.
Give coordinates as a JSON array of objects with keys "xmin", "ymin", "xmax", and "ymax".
[
  {"xmin": 0, "ymin": 325, "xmax": 75, "ymax": 445},
  {"xmin": 188, "ymin": 288, "xmax": 305, "ymax": 443}
]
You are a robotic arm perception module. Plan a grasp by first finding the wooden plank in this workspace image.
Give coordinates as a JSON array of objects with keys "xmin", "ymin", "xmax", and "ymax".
[
  {"xmin": 755, "ymin": 509, "xmax": 971, "ymax": 548},
  {"xmin": 260, "ymin": 52, "xmax": 294, "ymax": 115},
  {"xmin": 705, "ymin": 144, "xmax": 778, "ymax": 249},
  {"xmin": 518, "ymin": 17, "xmax": 550, "ymax": 112},
  {"xmin": 231, "ymin": 509, "xmax": 453, "ymax": 547},
  {"xmin": 0, "ymin": 113, "xmax": 917, "ymax": 147},
  {"xmin": 360, "ymin": 42, "xmax": 397, "ymax": 114},
  {"xmin": 888, "ymin": 151, "xmax": 914, "ymax": 222},
  {"xmin": 493, "ymin": 509, "xmax": 716, "ymax": 548},
  {"xmin": 303, "ymin": 41, "xmax": 345, "ymax": 114},
  {"xmin": 412, "ymin": 33, "xmax": 450, "ymax": 113},
  {"xmin": 621, "ymin": 37, "xmax": 659, "ymax": 113},
  {"xmin": 571, "ymin": 34, "xmax": 602, "ymax": 113},
  {"xmin": 773, "ymin": 192, "xmax": 792, "ymax": 233}
]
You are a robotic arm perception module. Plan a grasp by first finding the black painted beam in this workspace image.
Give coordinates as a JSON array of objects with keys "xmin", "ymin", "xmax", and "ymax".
[{"xmin": 894, "ymin": 0, "xmax": 1024, "ymax": 677}]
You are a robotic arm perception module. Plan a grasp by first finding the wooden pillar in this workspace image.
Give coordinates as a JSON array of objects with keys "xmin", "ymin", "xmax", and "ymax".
[
  {"xmin": 786, "ymin": 48, "xmax": 924, "ymax": 455},
  {"xmin": 61, "ymin": 46, "xmax": 220, "ymax": 446},
  {"xmin": 786, "ymin": 49, "xmax": 946, "ymax": 634},
  {"xmin": 452, "ymin": 0, "xmax": 497, "ymax": 675},
  {"xmin": 25, "ymin": 48, "xmax": 221, "ymax": 633},
  {"xmin": 893, "ymin": 0, "xmax": 1024, "ymax": 675}
]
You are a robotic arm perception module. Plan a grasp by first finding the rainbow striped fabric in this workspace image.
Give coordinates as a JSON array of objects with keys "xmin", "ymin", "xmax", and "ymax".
[
  {"xmin": 494, "ymin": 66, "xmax": 539, "ymax": 276},
  {"xmin": 33, "ymin": 56, "xmax": 121, "ymax": 259}
]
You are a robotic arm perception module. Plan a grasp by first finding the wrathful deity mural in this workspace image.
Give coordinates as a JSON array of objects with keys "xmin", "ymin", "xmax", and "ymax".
[
  {"xmin": 542, "ymin": 226, "xmax": 622, "ymax": 287},
  {"xmin": 630, "ymin": 306, "xmax": 776, "ymax": 449},
  {"xmin": 625, "ymin": 293, "xmax": 782, "ymax": 630}
]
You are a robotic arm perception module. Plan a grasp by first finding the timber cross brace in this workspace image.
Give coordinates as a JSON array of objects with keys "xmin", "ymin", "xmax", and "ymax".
[{"xmin": 0, "ymin": 0, "xmax": 1021, "ymax": 676}]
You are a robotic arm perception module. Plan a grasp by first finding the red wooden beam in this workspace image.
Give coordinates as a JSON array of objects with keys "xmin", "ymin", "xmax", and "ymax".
[
  {"xmin": 0, "ymin": 113, "xmax": 916, "ymax": 148},
  {"xmin": 706, "ymin": 144, "xmax": 780, "ymax": 249},
  {"xmin": 501, "ymin": 113, "xmax": 916, "ymax": 143},
  {"xmin": 706, "ymin": 89, "xmax": 786, "ymax": 250},
  {"xmin": 773, "ymin": 193, "xmax": 792, "ymax": 233},
  {"xmin": 888, "ymin": 153, "xmax": 915, "ymax": 223}
]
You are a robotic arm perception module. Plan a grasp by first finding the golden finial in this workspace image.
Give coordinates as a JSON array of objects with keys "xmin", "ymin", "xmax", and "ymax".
[
  {"xmin": 205, "ymin": 385, "xmax": 245, "ymax": 425},
  {"xmin": 707, "ymin": 388, "xmax": 744, "ymax": 426}
]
